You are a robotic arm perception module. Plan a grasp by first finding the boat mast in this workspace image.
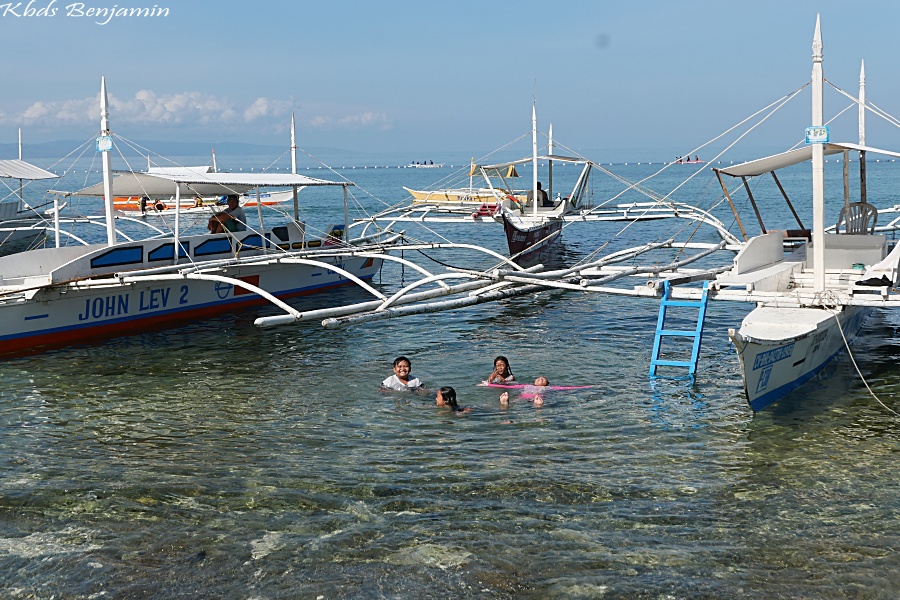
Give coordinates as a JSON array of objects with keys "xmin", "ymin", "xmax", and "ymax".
[
  {"xmin": 532, "ymin": 103, "xmax": 538, "ymax": 216},
  {"xmin": 291, "ymin": 113, "xmax": 299, "ymax": 221},
  {"xmin": 17, "ymin": 128, "xmax": 23, "ymax": 211},
  {"xmin": 859, "ymin": 60, "xmax": 867, "ymax": 203},
  {"xmin": 548, "ymin": 123, "xmax": 554, "ymax": 203},
  {"xmin": 100, "ymin": 77, "xmax": 117, "ymax": 246},
  {"xmin": 811, "ymin": 15, "xmax": 825, "ymax": 292},
  {"xmin": 212, "ymin": 148, "xmax": 218, "ymax": 173}
]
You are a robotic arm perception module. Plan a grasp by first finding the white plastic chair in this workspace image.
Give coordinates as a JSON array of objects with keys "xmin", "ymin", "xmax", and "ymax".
[{"xmin": 836, "ymin": 201, "xmax": 878, "ymax": 234}]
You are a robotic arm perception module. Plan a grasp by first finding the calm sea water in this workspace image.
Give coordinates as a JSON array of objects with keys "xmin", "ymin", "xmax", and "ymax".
[{"xmin": 1, "ymin": 153, "xmax": 898, "ymax": 598}]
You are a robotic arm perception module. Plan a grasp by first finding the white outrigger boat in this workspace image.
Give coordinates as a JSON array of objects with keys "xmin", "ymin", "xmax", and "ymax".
[
  {"xmin": 0, "ymin": 160, "xmax": 56, "ymax": 255},
  {"xmin": 0, "ymin": 78, "xmax": 404, "ymax": 356},
  {"xmin": 271, "ymin": 16, "xmax": 900, "ymax": 413},
  {"xmin": 0, "ymin": 131, "xmax": 60, "ymax": 255}
]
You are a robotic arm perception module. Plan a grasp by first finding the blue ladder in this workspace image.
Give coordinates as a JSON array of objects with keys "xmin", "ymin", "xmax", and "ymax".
[{"xmin": 649, "ymin": 280, "xmax": 710, "ymax": 378}]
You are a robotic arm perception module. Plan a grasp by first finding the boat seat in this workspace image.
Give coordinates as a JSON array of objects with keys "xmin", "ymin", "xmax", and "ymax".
[
  {"xmin": 716, "ymin": 261, "xmax": 801, "ymax": 292},
  {"xmin": 835, "ymin": 201, "xmax": 877, "ymax": 234}
]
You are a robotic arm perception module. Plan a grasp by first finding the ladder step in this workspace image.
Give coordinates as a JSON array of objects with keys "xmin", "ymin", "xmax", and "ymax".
[
  {"xmin": 661, "ymin": 300, "xmax": 704, "ymax": 308},
  {"xmin": 651, "ymin": 360, "xmax": 694, "ymax": 367},
  {"xmin": 658, "ymin": 329, "xmax": 699, "ymax": 337}
]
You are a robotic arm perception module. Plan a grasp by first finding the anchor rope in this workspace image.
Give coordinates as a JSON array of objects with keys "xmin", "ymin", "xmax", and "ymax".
[{"xmin": 819, "ymin": 291, "xmax": 900, "ymax": 418}]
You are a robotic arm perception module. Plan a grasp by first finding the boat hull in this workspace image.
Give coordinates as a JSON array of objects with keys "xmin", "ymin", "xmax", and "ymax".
[
  {"xmin": 729, "ymin": 304, "xmax": 869, "ymax": 411},
  {"xmin": 502, "ymin": 215, "xmax": 563, "ymax": 262},
  {"xmin": 0, "ymin": 255, "xmax": 380, "ymax": 357},
  {"xmin": 112, "ymin": 189, "xmax": 296, "ymax": 212},
  {"xmin": 405, "ymin": 187, "xmax": 524, "ymax": 205}
]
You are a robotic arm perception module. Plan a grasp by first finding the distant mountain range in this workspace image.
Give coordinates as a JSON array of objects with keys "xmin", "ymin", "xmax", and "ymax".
[
  {"xmin": 0, "ymin": 139, "xmax": 454, "ymax": 169},
  {"xmin": 0, "ymin": 140, "xmax": 301, "ymax": 159}
]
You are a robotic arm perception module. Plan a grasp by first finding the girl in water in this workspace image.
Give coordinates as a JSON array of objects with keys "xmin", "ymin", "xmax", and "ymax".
[
  {"xmin": 436, "ymin": 386, "xmax": 470, "ymax": 413},
  {"xmin": 485, "ymin": 355, "xmax": 515, "ymax": 384}
]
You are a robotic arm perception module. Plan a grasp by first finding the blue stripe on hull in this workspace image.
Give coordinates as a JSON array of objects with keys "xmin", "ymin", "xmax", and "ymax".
[{"xmin": 0, "ymin": 274, "xmax": 375, "ymax": 351}]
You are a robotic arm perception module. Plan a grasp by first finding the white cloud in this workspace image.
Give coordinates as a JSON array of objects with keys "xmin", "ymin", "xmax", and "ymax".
[
  {"xmin": 15, "ymin": 91, "xmax": 238, "ymax": 128},
  {"xmin": 243, "ymin": 97, "xmax": 269, "ymax": 122},
  {"xmin": 308, "ymin": 111, "xmax": 392, "ymax": 131},
  {"xmin": 6, "ymin": 90, "xmax": 391, "ymax": 133}
]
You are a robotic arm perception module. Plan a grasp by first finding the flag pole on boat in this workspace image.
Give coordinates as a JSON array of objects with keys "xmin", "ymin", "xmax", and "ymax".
[
  {"xmin": 811, "ymin": 14, "xmax": 825, "ymax": 292},
  {"xmin": 859, "ymin": 60, "xmax": 867, "ymax": 204},
  {"xmin": 17, "ymin": 128, "xmax": 23, "ymax": 211},
  {"xmin": 99, "ymin": 76, "xmax": 117, "ymax": 246},
  {"xmin": 548, "ymin": 123, "xmax": 554, "ymax": 203},
  {"xmin": 532, "ymin": 103, "xmax": 538, "ymax": 217}
]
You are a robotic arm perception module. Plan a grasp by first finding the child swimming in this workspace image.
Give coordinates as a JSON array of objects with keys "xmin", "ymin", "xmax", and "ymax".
[
  {"xmin": 500, "ymin": 377, "xmax": 550, "ymax": 406},
  {"xmin": 485, "ymin": 355, "xmax": 515, "ymax": 384},
  {"xmin": 436, "ymin": 386, "xmax": 470, "ymax": 413},
  {"xmin": 381, "ymin": 356, "xmax": 422, "ymax": 391}
]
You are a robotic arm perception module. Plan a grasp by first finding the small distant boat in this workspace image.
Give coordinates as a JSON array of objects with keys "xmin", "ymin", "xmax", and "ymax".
[
  {"xmin": 408, "ymin": 161, "xmax": 443, "ymax": 168},
  {"xmin": 674, "ymin": 156, "xmax": 704, "ymax": 164}
]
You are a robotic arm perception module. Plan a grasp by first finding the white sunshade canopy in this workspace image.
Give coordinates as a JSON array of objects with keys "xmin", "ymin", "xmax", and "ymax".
[
  {"xmin": 716, "ymin": 142, "xmax": 900, "ymax": 177},
  {"xmin": 146, "ymin": 165, "xmax": 213, "ymax": 175},
  {"xmin": 482, "ymin": 154, "xmax": 589, "ymax": 170},
  {"xmin": 0, "ymin": 159, "xmax": 59, "ymax": 180},
  {"xmin": 70, "ymin": 171, "xmax": 350, "ymax": 198}
]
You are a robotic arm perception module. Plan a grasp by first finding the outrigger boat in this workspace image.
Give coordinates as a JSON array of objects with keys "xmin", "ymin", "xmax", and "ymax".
[
  {"xmin": 112, "ymin": 186, "xmax": 297, "ymax": 217},
  {"xmin": 383, "ymin": 109, "xmax": 689, "ymax": 263},
  {"xmin": 291, "ymin": 16, "xmax": 900, "ymax": 413},
  {"xmin": 0, "ymin": 159, "xmax": 57, "ymax": 255},
  {"xmin": 110, "ymin": 145, "xmax": 301, "ymax": 217},
  {"xmin": 404, "ymin": 160, "xmax": 525, "ymax": 206},
  {"xmin": 0, "ymin": 78, "xmax": 401, "ymax": 357},
  {"xmin": 0, "ymin": 131, "xmax": 61, "ymax": 256}
]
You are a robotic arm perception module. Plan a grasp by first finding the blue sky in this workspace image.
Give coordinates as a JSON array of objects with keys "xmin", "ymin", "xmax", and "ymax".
[{"xmin": 2, "ymin": 1, "xmax": 899, "ymax": 160}]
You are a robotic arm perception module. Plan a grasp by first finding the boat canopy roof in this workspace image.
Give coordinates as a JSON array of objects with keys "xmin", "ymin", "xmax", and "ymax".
[
  {"xmin": 0, "ymin": 159, "xmax": 58, "ymax": 180},
  {"xmin": 473, "ymin": 164, "xmax": 519, "ymax": 178},
  {"xmin": 717, "ymin": 142, "xmax": 900, "ymax": 177},
  {"xmin": 146, "ymin": 165, "xmax": 213, "ymax": 175},
  {"xmin": 481, "ymin": 154, "xmax": 589, "ymax": 170},
  {"xmin": 70, "ymin": 172, "xmax": 350, "ymax": 197}
]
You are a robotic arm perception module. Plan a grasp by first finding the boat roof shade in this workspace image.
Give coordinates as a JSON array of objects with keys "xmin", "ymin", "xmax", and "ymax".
[
  {"xmin": 0, "ymin": 159, "xmax": 59, "ymax": 180},
  {"xmin": 717, "ymin": 142, "xmax": 900, "ymax": 177},
  {"xmin": 474, "ymin": 164, "xmax": 519, "ymax": 178},
  {"xmin": 146, "ymin": 165, "xmax": 213, "ymax": 175},
  {"xmin": 71, "ymin": 172, "xmax": 350, "ymax": 197},
  {"xmin": 481, "ymin": 154, "xmax": 588, "ymax": 170}
]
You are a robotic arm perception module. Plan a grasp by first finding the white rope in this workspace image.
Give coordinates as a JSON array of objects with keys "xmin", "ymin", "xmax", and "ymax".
[{"xmin": 820, "ymin": 291, "xmax": 900, "ymax": 417}]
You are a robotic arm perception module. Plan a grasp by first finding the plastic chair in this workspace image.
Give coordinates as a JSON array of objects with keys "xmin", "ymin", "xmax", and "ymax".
[{"xmin": 835, "ymin": 201, "xmax": 878, "ymax": 234}]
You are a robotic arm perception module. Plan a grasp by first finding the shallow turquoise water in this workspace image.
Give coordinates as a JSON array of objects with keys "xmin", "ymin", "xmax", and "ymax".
[{"xmin": 0, "ymin": 158, "xmax": 898, "ymax": 598}]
